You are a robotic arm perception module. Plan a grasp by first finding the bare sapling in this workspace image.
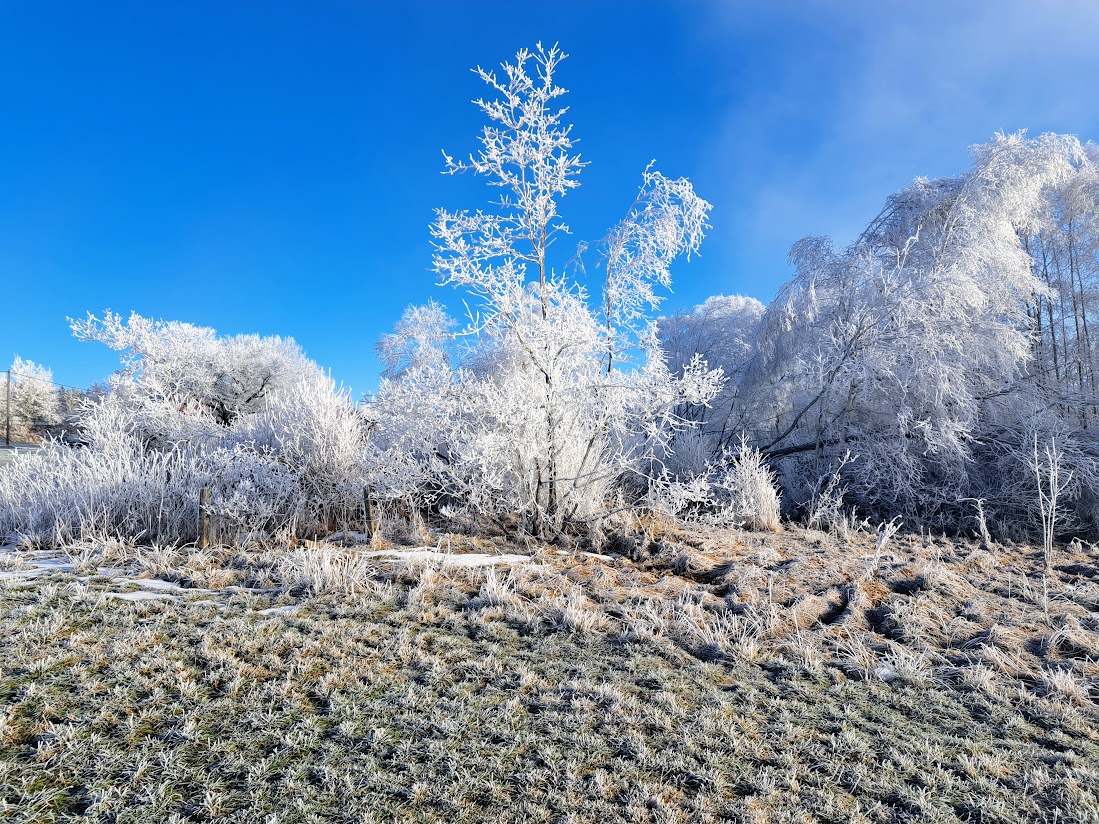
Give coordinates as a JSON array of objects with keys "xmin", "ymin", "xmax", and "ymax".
[
  {"xmin": 806, "ymin": 451, "xmax": 854, "ymax": 532},
  {"xmin": 970, "ymin": 498, "xmax": 994, "ymax": 550},
  {"xmin": 1031, "ymin": 434, "xmax": 1071, "ymax": 569}
]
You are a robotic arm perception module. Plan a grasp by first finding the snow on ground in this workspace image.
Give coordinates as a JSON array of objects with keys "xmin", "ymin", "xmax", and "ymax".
[
  {"xmin": 0, "ymin": 443, "xmax": 42, "ymax": 469},
  {"xmin": 359, "ymin": 548, "xmax": 530, "ymax": 567},
  {"xmin": 0, "ymin": 548, "xmax": 74, "ymax": 582},
  {"xmin": 106, "ymin": 589, "xmax": 182, "ymax": 602},
  {"xmin": 0, "ymin": 541, "xmax": 533, "ymax": 614}
]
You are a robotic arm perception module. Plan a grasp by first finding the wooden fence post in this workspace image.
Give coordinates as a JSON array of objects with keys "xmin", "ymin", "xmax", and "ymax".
[
  {"xmin": 364, "ymin": 487, "xmax": 376, "ymax": 540},
  {"xmin": 198, "ymin": 488, "xmax": 211, "ymax": 549}
]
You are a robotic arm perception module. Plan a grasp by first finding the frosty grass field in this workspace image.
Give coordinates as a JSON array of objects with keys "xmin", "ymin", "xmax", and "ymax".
[{"xmin": 1, "ymin": 522, "xmax": 1097, "ymax": 822}]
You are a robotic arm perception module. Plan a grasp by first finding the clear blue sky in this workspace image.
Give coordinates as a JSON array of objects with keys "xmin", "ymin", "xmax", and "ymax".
[{"xmin": 3, "ymin": 0, "xmax": 1098, "ymax": 397}]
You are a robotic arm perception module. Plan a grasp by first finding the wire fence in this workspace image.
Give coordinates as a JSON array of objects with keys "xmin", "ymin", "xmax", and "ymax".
[
  {"xmin": 8, "ymin": 369, "xmax": 92, "ymax": 395},
  {"xmin": 4, "ymin": 368, "xmax": 95, "ymax": 447}
]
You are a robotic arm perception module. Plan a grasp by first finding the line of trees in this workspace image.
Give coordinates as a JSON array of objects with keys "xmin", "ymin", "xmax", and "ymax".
[
  {"xmin": 4, "ymin": 357, "xmax": 90, "ymax": 440},
  {"xmin": 3, "ymin": 44, "xmax": 1098, "ymax": 550}
]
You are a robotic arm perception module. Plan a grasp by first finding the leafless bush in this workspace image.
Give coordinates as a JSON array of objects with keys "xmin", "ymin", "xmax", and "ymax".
[
  {"xmin": 725, "ymin": 437, "xmax": 782, "ymax": 531},
  {"xmin": 806, "ymin": 451, "xmax": 854, "ymax": 533}
]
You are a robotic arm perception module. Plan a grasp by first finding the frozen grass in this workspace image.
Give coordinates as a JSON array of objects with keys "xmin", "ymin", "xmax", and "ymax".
[{"xmin": 0, "ymin": 527, "xmax": 1098, "ymax": 821}]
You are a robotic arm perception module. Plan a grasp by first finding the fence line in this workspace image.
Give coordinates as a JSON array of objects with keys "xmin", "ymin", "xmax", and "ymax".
[
  {"xmin": 9, "ymin": 369, "xmax": 92, "ymax": 394},
  {"xmin": 5, "ymin": 369, "xmax": 94, "ymax": 447}
]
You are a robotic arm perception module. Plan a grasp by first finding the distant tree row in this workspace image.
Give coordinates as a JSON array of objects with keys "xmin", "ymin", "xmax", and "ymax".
[{"xmin": 4, "ymin": 356, "xmax": 91, "ymax": 440}]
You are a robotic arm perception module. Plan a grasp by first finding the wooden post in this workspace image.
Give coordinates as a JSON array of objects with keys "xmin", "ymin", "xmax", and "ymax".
[
  {"xmin": 363, "ymin": 487, "xmax": 376, "ymax": 540},
  {"xmin": 4, "ymin": 369, "xmax": 10, "ymax": 447},
  {"xmin": 198, "ymin": 488, "xmax": 211, "ymax": 549}
]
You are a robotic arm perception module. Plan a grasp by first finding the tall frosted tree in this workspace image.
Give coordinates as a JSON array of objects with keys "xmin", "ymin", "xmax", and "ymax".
[{"xmin": 371, "ymin": 43, "xmax": 717, "ymax": 537}]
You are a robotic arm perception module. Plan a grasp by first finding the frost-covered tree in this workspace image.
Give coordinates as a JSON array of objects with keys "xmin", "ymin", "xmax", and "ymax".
[
  {"xmin": 599, "ymin": 163, "xmax": 711, "ymax": 372},
  {"xmin": 71, "ymin": 310, "xmax": 314, "ymax": 427},
  {"xmin": 433, "ymin": 43, "xmax": 584, "ymax": 323},
  {"xmin": 694, "ymin": 131, "xmax": 1099, "ymax": 535},
  {"xmin": 375, "ymin": 301, "xmax": 457, "ymax": 380},
  {"xmin": 9, "ymin": 356, "xmax": 61, "ymax": 432},
  {"xmin": 370, "ymin": 44, "xmax": 717, "ymax": 537},
  {"xmin": 756, "ymin": 134, "xmax": 1083, "ymax": 517},
  {"xmin": 657, "ymin": 295, "xmax": 765, "ymax": 473},
  {"xmin": 1023, "ymin": 141, "xmax": 1099, "ymax": 416}
]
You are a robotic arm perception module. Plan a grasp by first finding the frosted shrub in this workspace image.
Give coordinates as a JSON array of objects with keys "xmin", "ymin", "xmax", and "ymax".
[
  {"xmin": 239, "ymin": 372, "xmax": 368, "ymax": 533},
  {"xmin": 205, "ymin": 447, "xmax": 302, "ymax": 545},
  {"xmin": 0, "ymin": 429, "xmax": 208, "ymax": 546},
  {"xmin": 805, "ymin": 452, "xmax": 854, "ymax": 532},
  {"xmin": 648, "ymin": 437, "xmax": 781, "ymax": 530},
  {"xmin": 645, "ymin": 471, "xmax": 717, "ymax": 525},
  {"xmin": 0, "ymin": 315, "xmax": 369, "ymax": 549},
  {"xmin": 369, "ymin": 314, "xmax": 719, "ymax": 536},
  {"xmin": 723, "ymin": 438, "xmax": 781, "ymax": 531}
]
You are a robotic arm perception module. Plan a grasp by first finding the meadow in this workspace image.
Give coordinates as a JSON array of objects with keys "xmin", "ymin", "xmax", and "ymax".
[{"xmin": 1, "ymin": 521, "xmax": 1096, "ymax": 822}]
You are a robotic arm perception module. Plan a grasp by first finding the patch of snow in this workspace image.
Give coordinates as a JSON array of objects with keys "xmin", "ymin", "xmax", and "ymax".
[
  {"xmin": 106, "ymin": 590, "xmax": 181, "ymax": 602},
  {"xmin": 360, "ymin": 549, "xmax": 530, "ymax": 567},
  {"xmin": 257, "ymin": 604, "xmax": 300, "ymax": 617},
  {"xmin": 874, "ymin": 663, "xmax": 900, "ymax": 683},
  {"xmin": 580, "ymin": 551, "xmax": 615, "ymax": 561},
  {"xmin": 0, "ymin": 552, "xmax": 74, "ymax": 582},
  {"xmin": 94, "ymin": 567, "xmax": 130, "ymax": 578}
]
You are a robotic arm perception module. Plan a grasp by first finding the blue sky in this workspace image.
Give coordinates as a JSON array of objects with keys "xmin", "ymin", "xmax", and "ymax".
[{"xmin": 3, "ymin": 0, "xmax": 1098, "ymax": 397}]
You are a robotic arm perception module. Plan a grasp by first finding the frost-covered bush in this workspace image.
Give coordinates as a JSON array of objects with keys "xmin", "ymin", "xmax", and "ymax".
[
  {"xmin": 239, "ymin": 373, "xmax": 367, "ymax": 531},
  {"xmin": 723, "ymin": 439, "xmax": 782, "ymax": 531},
  {"xmin": 0, "ymin": 411, "xmax": 208, "ymax": 547},
  {"xmin": 368, "ymin": 292, "xmax": 723, "ymax": 536},
  {"xmin": 646, "ymin": 437, "xmax": 780, "ymax": 531},
  {"xmin": 0, "ymin": 315, "xmax": 368, "ymax": 548}
]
